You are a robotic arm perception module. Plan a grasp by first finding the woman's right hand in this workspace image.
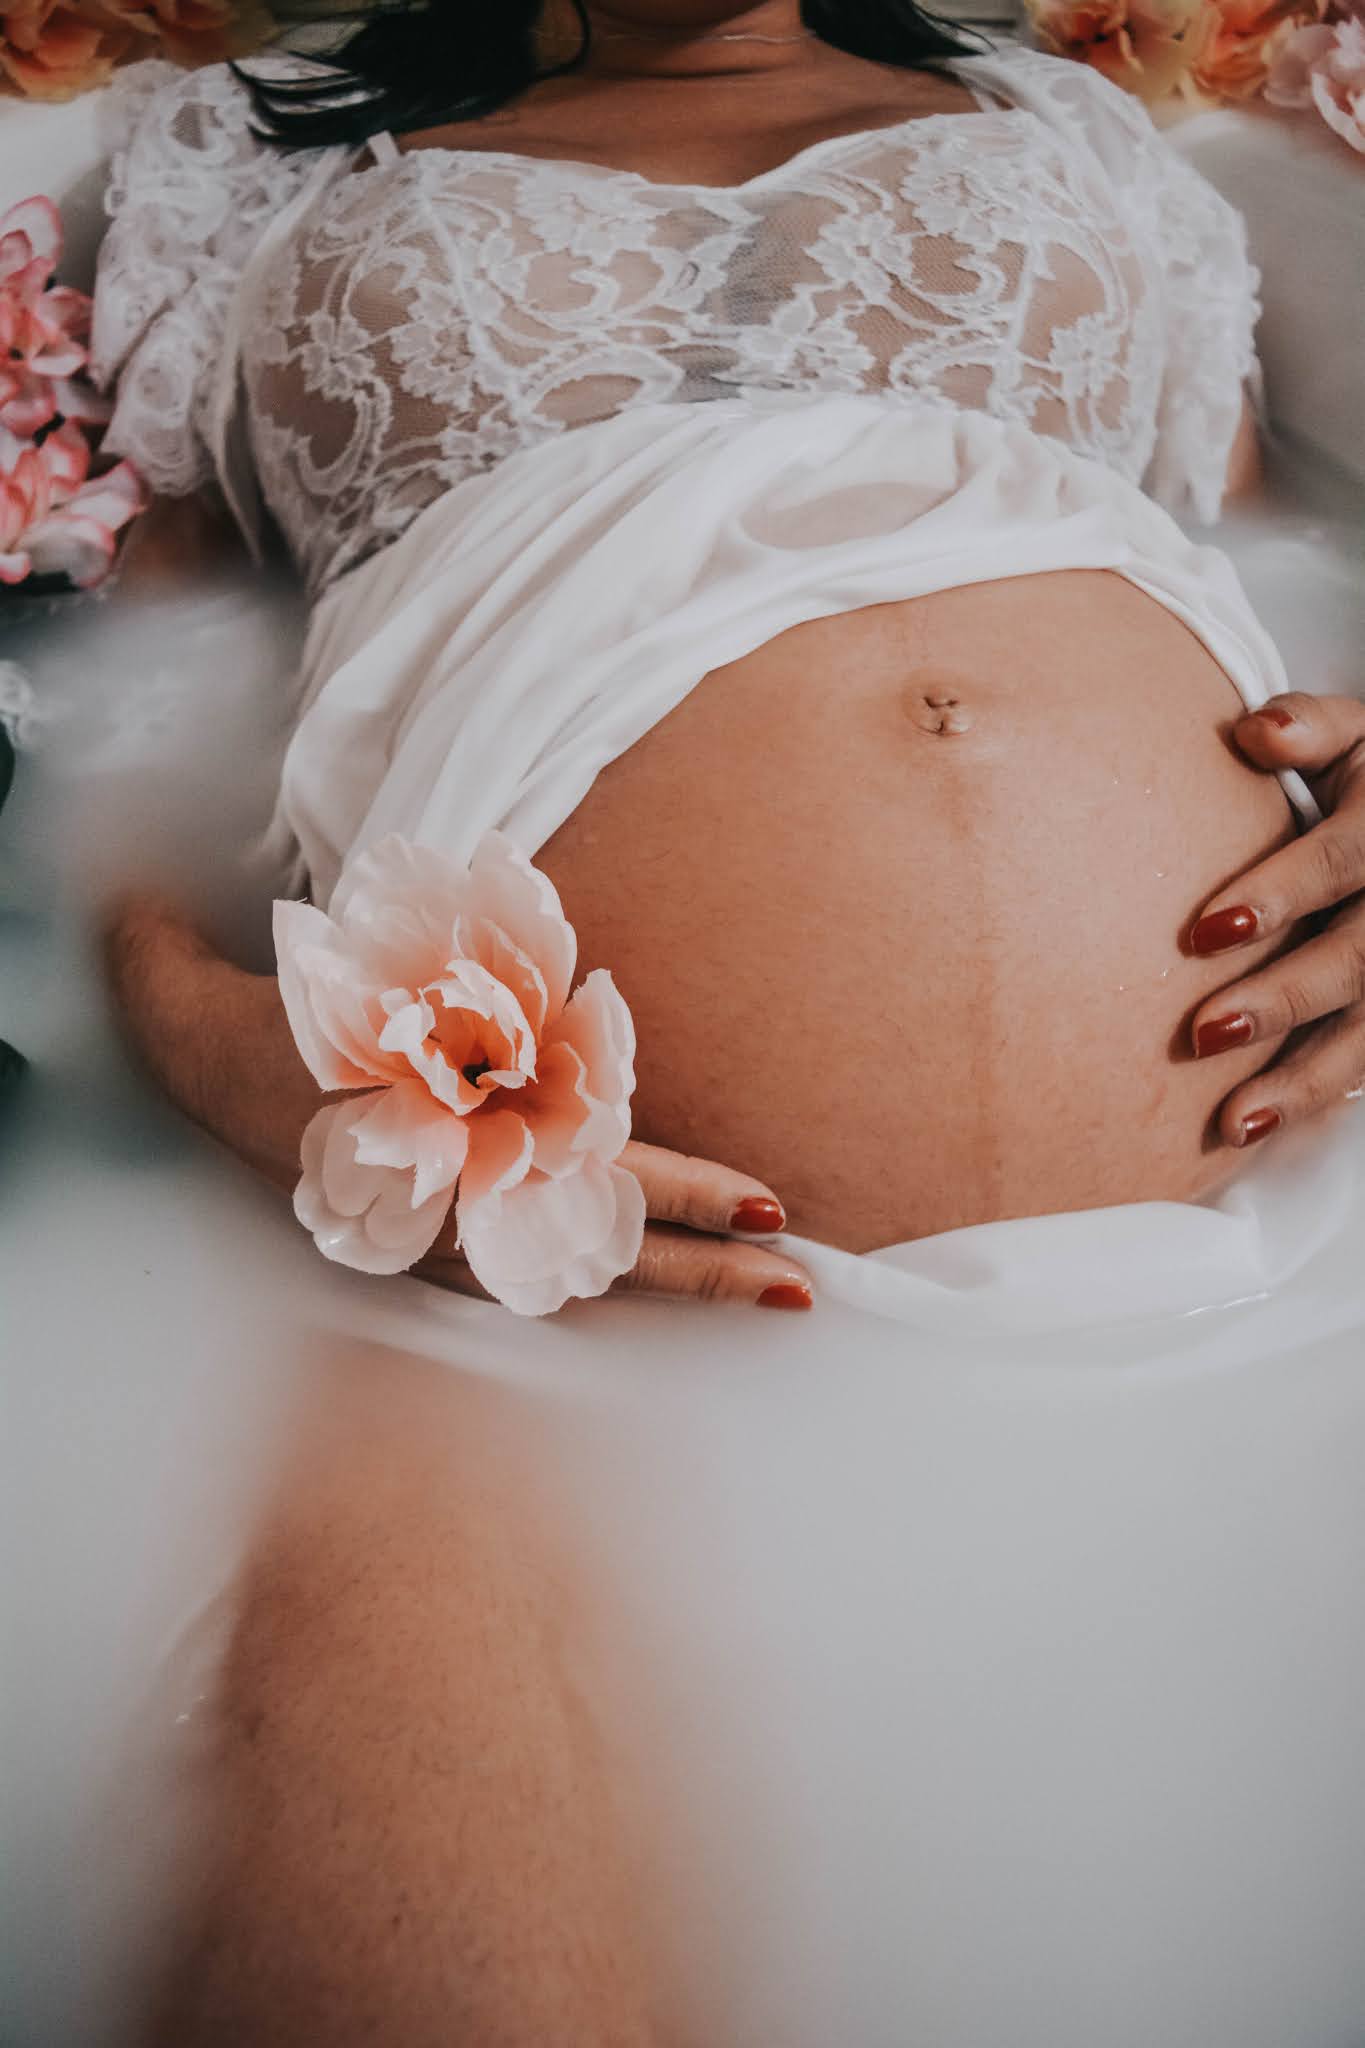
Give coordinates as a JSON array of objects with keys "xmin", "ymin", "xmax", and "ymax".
[
  {"xmin": 103, "ymin": 894, "xmax": 815, "ymax": 1313},
  {"xmin": 418, "ymin": 1137, "xmax": 813, "ymax": 1310}
]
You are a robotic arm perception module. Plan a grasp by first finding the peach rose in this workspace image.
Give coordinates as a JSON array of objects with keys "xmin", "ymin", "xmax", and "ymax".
[
  {"xmin": 275, "ymin": 833, "xmax": 646, "ymax": 1316},
  {"xmin": 0, "ymin": 419, "xmax": 146, "ymax": 586},
  {"xmin": 0, "ymin": 0, "xmax": 130, "ymax": 99},
  {"xmin": 1267, "ymin": 15, "xmax": 1365, "ymax": 146},
  {"xmin": 99, "ymin": 0, "xmax": 273, "ymax": 65},
  {"xmin": 1027, "ymin": 0, "xmax": 1217, "ymax": 101},
  {"xmin": 1194, "ymin": 0, "xmax": 1324, "ymax": 100}
]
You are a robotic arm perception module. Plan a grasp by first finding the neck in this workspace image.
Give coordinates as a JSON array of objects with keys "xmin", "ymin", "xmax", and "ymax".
[{"xmin": 547, "ymin": 3, "xmax": 819, "ymax": 81}]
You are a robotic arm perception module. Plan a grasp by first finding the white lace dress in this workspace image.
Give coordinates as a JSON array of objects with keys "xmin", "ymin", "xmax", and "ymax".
[
  {"xmin": 91, "ymin": 44, "xmax": 1260, "ymax": 597},
  {"xmin": 86, "ymin": 41, "xmax": 1306, "ymax": 905}
]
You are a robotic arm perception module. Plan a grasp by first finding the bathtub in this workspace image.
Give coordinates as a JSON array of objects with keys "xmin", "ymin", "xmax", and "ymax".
[{"xmin": 3, "ymin": 83, "xmax": 1365, "ymax": 2048}]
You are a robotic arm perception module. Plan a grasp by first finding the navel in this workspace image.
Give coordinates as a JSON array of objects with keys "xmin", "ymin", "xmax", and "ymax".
[{"xmin": 902, "ymin": 671, "xmax": 974, "ymax": 736}]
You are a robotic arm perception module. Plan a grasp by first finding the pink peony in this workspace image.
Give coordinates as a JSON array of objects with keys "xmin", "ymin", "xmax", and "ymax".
[
  {"xmin": 1267, "ymin": 15, "xmax": 1365, "ymax": 146},
  {"xmin": 0, "ymin": 419, "xmax": 146, "ymax": 585},
  {"xmin": 0, "ymin": 196, "xmax": 107, "ymax": 433},
  {"xmin": 274, "ymin": 833, "xmax": 646, "ymax": 1316}
]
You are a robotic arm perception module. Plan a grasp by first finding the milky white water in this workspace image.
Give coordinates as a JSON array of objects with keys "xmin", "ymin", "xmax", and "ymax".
[{"xmin": 3, "ymin": 505, "xmax": 1365, "ymax": 2047}]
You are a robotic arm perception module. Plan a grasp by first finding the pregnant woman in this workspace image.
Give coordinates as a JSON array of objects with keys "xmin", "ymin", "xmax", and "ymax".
[
  {"xmin": 91, "ymin": 3, "xmax": 1365, "ymax": 2038},
  {"xmin": 100, "ymin": 0, "xmax": 1365, "ymax": 1306}
]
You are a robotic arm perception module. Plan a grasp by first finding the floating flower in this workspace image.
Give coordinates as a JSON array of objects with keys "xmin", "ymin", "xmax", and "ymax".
[
  {"xmin": 0, "ymin": 0, "xmax": 130, "ymax": 99},
  {"xmin": 1267, "ymin": 13, "xmax": 1365, "ymax": 146},
  {"xmin": 1026, "ymin": 0, "xmax": 1216, "ymax": 102},
  {"xmin": 275, "ymin": 833, "xmax": 646, "ymax": 1316},
  {"xmin": 0, "ymin": 420, "xmax": 147, "ymax": 586},
  {"xmin": 0, "ymin": 196, "xmax": 107, "ymax": 433}
]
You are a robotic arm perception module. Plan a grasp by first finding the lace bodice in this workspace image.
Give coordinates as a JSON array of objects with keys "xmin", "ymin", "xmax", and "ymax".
[{"xmin": 92, "ymin": 46, "xmax": 1260, "ymax": 597}]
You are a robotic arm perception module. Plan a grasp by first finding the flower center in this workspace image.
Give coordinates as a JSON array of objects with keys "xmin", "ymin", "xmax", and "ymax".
[{"xmin": 461, "ymin": 1060, "xmax": 492, "ymax": 1088}]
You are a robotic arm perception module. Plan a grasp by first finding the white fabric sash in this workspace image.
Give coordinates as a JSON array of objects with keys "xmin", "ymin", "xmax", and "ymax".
[{"xmin": 272, "ymin": 394, "xmax": 1316, "ymax": 909}]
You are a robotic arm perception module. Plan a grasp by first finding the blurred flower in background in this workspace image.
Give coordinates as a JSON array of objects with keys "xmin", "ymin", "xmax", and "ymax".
[
  {"xmin": 1026, "ymin": 0, "xmax": 1214, "ymax": 100},
  {"xmin": 0, "ymin": 197, "xmax": 146, "ymax": 592},
  {"xmin": 1027, "ymin": 0, "xmax": 1364, "ymax": 141},
  {"xmin": 1267, "ymin": 10, "xmax": 1365, "ymax": 145},
  {"xmin": 0, "ymin": 422, "xmax": 145, "ymax": 587},
  {"xmin": 0, "ymin": 0, "xmax": 272, "ymax": 98}
]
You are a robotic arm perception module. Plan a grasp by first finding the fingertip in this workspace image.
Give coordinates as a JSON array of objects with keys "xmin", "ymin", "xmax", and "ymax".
[
  {"xmin": 757, "ymin": 1280, "xmax": 814, "ymax": 1312},
  {"xmin": 730, "ymin": 1194, "xmax": 787, "ymax": 1235},
  {"xmin": 1233, "ymin": 704, "xmax": 1300, "ymax": 764}
]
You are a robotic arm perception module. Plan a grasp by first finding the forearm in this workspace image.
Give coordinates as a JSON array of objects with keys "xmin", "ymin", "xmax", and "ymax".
[{"xmin": 114, "ymin": 487, "xmax": 250, "ymax": 598}]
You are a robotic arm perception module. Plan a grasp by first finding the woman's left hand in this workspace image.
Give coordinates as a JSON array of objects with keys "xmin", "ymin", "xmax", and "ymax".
[{"xmin": 1190, "ymin": 692, "xmax": 1365, "ymax": 1146}]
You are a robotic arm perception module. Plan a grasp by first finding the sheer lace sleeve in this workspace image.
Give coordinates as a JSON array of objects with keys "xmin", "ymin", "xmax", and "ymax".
[
  {"xmin": 1082, "ymin": 75, "xmax": 1260, "ymax": 524},
  {"xmin": 89, "ymin": 60, "xmax": 322, "ymax": 500},
  {"xmin": 965, "ymin": 48, "xmax": 1261, "ymax": 524}
]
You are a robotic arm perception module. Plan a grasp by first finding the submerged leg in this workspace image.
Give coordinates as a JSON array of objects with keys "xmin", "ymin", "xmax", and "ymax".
[{"xmin": 146, "ymin": 1340, "xmax": 664, "ymax": 2048}]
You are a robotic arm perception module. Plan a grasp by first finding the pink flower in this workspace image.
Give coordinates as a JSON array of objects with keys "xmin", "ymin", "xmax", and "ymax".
[
  {"xmin": 274, "ymin": 833, "xmax": 646, "ymax": 1316},
  {"xmin": 1267, "ymin": 15, "xmax": 1365, "ymax": 145},
  {"xmin": 0, "ymin": 420, "xmax": 146, "ymax": 585},
  {"xmin": 0, "ymin": 196, "xmax": 107, "ymax": 434}
]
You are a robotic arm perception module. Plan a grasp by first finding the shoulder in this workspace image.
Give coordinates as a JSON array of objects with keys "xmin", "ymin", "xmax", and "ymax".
[
  {"xmin": 99, "ymin": 53, "xmax": 333, "ymax": 284},
  {"xmin": 101, "ymin": 51, "xmax": 328, "ymax": 182},
  {"xmin": 951, "ymin": 41, "xmax": 1165, "ymax": 153},
  {"xmin": 90, "ymin": 52, "xmax": 332, "ymax": 411}
]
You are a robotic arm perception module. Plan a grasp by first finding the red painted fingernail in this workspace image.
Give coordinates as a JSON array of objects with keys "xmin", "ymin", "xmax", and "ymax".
[
  {"xmin": 731, "ymin": 1196, "xmax": 786, "ymax": 1234},
  {"xmin": 1238, "ymin": 1107, "xmax": 1281, "ymax": 1147},
  {"xmin": 1190, "ymin": 905, "xmax": 1260, "ymax": 956},
  {"xmin": 1254, "ymin": 705, "xmax": 1296, "ymax": 729},
  {"xmin": 1194, "ymin": 1011, "xmax": 1255, "ymax": 1058},
  {"xmin": 757, "ymin": 1281, "xmax": 813, "ymax": 1312}
]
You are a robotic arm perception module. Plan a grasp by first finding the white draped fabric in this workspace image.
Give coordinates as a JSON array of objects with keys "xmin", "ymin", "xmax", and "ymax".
[{"xmin": 275, "ymin": 394, "xmax": 1317, "ymax": 914}]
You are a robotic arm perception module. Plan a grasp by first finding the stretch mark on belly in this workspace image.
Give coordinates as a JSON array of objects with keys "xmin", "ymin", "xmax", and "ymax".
[{"xmin": 905, "ymin": 677, "xmax": 974, "ymax": 736}]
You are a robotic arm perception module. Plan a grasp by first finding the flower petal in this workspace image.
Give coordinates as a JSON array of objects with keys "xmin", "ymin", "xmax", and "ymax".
[
  {"xmin": 459, "ymin": 1104, "xmax": 534, "ymax": 1210},
  {"xmin": 295, "ymin": 1101, "xmax": 450, "ymax": 1275},
  {"xmin": 460, "ymin": 914, "xmax": 551, "ymax": 1042},
  {"xmin": 527, "ymin": 969, "xmax": 637, "ymax": 1171},
  {"xmin": 466, "ymin": 832, "xmax": 576, "ymax": 1027},
  {"xmin": 331, "ymin": 835, "xmax": 470, "ymax": 980},
  {"xmin": 348, "ymin": 1077, "xmax": 468, "ymax": 1209},
  {"xmin": 23, "ymin": 511, "xmax": 113, "ymax": 587},
  {"xmin": 456, "ymin": 1153, "xmax": 646, "ymax": 1316},
  {"xmin": 274, "ymin": 898, "xmax": 401, "ymax": 1092},
  {"xmin": 0, "ymin": 198, "xmax": 60, "ymax": 280}
]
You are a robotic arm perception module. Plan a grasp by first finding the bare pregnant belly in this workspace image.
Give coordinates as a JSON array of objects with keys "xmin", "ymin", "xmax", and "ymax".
[{"xmin": 536, "ymin": 572, "xmax": 1297, "ymax": 1251}]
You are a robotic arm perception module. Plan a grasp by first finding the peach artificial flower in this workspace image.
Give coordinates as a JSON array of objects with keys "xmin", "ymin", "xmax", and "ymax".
[
  {"xmin": 275, "ymin": 832, "xmax": 646, "ymax": 1316},
  {"xmin": 98, "ymin": 0, "xmax": 274, "ymax": 65},
  {"xmin": 1027, "ymin": 0, "xmax": 1217, "ymax": 101},
  {"xmin": 0, "ymin": 197, "xmax": 107, "ymax": 434},
  {"xmin": 1267, "ymin": 14, "xmax": 1365, "ymax": 146},
  {"xmin": 1193, "ymin": 0, "xmax": 1324, "ymax": 100},
  {"xmin": 0, "ymin": 419, "xmax": 147, "ymax": 585},
  {"xmin": 0, "ymin": 0, "xmax": 130, "ymax": 99}
]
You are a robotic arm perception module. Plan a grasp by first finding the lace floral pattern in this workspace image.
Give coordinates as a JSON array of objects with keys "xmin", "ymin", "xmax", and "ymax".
[{"xmin": 91, "ymin": 46, "xmax": 1260, "ymax": 595}]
